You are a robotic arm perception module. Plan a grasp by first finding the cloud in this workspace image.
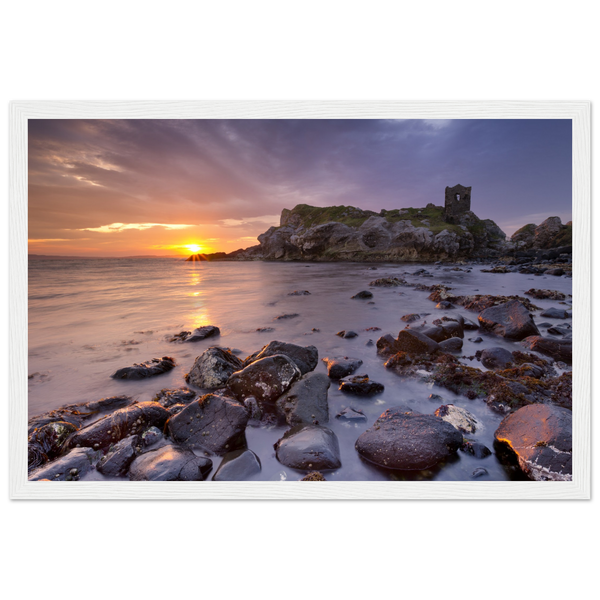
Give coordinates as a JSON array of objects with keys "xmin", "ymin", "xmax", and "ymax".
[
  {"xmin": 74, "ymin": 222, "xmax": 195, "ymax": 233},
  {"xmin": 219, "ymin": 214, "xmax": 281, "ymax": 227}
]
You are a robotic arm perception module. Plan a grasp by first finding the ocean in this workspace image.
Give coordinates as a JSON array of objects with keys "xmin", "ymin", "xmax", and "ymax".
[{"xmin": 28, "ymin": 257, "xmax": 573, "ymax": 481}]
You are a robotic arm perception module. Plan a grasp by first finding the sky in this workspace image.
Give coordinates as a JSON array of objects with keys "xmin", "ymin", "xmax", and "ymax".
[{"xmin": 28, "ymin": 118, "xmax": 572, "ymax": 257}]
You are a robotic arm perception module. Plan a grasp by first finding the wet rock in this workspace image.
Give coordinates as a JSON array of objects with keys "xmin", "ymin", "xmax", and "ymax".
[
  {"xmin": 478, "ymin": 300, "xmax": 540, "ymax": 340},
  {"xmin": 275, "ymin": 372, "xmax": 330, "ymax": 426},
  {"xmin": 547, "ymin": 325, "xmax": 570, "ymax": 336},
  {"xmin": 288, "ymin": 290, "xmax": 311, "ymax": 296},
  {"xmin": 351, "ymin": 290, "xmax": 373, "ymax": 299},
  {"xmin": 494, "ymin": 404, "xmax": 572, "ymax": 481},
  {"xmin": 434, "ymin": 404, "xmax": 478, "ymax": 434},
  {"xmin": 154, "ymin": 387, "xmax": 197, "ymax": 408},
  {"xmin": 29, "ymin": 447, "xmax": 101, "ymax": 481},
  {"xmin": 186, "ymin": 347, "xmax": 243, "ymax": 389},
  {"xmin": 420, "ymin": 325, "xmax": 446, "ymax": 343},
  {"xmin": 438, "ymin": 337, "xmax": 463, "ymax": 353},
  {"xmin": 338, "ymin": 374, "xmax": 384, "ymax": 396},
  {"xmin": 462, "ymin": 317, "xmax": 480, "ymax": 330},
  {"xmin": 243, "ymin": 341, "xmax": 318, "ymax": 375},
  {"xmin": 544, "ymin": 268, "xmax": 565, "ymax": 276},
  {"xmin": 228, "ymin": 354, "xmax": 301, "ymax": 405},
  {"xmin": 275, "ymin": 313, "xmax": 300, "ymax": 320},
  {"xmin": 167, "ymin": 393, "xmax": 249, "ymax": 454},
  {"xmin": 472, "ymin": 467, "xmax": 488, "ymax": 478},
  {"xmin": 369, "ymin": 277, "xmax": 406, "ymax": 287},
  {"xmin": 401, "ymin": 313, "xmax": 421, "ymax": 323},
  {"xmin": 540, "ymin": 307, "xmax": 569, "ymax": 319},
  {"xmin": 480, "ymin": 347, "xmax": 514, "ymax": 370},
  {"xmin": 396, "ymin": 329, "xmax": 440, "ymax": 355},
  {"xmin": 129, "ymin": 445, "xmax": 213, "ymax": 481},
  {"xmin": 376, "ymin": 334, "xmax": 401, "ymax": 355},
  {"xmin": 521, "ymin": 336, "xmax": 572, "ymax": 364},
  {"xmin": 243, "ymin": 396, "xmax": 262, "ymax": 420},
  {"xmin": 28, "ymin": 421, "xmax": 79, "ymax": 472},
  {"xmin": 336, "ymin": 330, "xmax": 359, "ymax": 339},
  {"xmin": 440, "ymin": 320, "xmax": 464, "ymax": 339},
  {"xmin": 520, "ymin": 363, "xmax": 545, "ymax": 378},
  {"xmin": 538, "ymin": 322, "xmax": 553, "ymax": 328},
  {"xmin": 256, "ymin": 327, "xmax": 275, "ymax": 333},
  {"xmin": 274, "ymin": 425, "xmax": 341, "ymax": 471},
  {"xmin": 336, "ymin": 407, "xmax": 367, "ymax": 421},
  {"xmin": 111, "ymin": 356, "xmax": 176, "ymax": 380},
  {"xmin": 435, "ymin": 300, "xmax": 454, "ymax": 309},
  {"xmin": 365, "ymin": 339, "xmax": 374, "ymax": 347},
  {"xmin": 69, "ymin": 402, "xmax": 169, "ymax": 450},
  {"xmin": 355, "ymin": 408, "xmax": 463, "ymax": 470},
  {"xmin": 461, "ymin": 441, "xmax": 492, "ymax": 459},
  {"xmin": 212, "ymin": 449, "xmax": 261, "ymax": 481},
  {"xmin": 322, "ymin": 356, "xmax": 363, "ymax": 379},
  {"xmin": 525, "ymin": 288, "xmax": 566, "ymax": 300},
  {"xmin": 97, "ymin": 435, "xmax": 138, "ymax": 477},
  {"xmin": 469, "ymin": 336, "xmax": 483, "ymax": 343},
  {"xmin": 141, "ymin": 426, "xmax": 163, "ymax": 446},
  {"xmin": 185, "ymin": 325, "xmax": 220, "ymax": 342}
]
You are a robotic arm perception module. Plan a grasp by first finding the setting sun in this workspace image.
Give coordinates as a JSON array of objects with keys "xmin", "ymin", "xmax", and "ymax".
[{"xmin": 186, "ymin": 244, "xmax": 202, "ymax": 254}]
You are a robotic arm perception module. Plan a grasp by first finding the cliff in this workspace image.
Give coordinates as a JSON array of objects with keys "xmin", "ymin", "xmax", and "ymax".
[
  {"xmin": 215, "ymin": 203, "xmax": 508, "ymax": 262},
  {"xmin": 510, "ymin": 216, "xmax": 572, "ymax": 250}
]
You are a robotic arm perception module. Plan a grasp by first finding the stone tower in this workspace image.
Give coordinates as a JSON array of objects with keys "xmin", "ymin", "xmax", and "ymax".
[{"xmin": 444, "ymin": 184, "xmax": 471, "ymax": 223}]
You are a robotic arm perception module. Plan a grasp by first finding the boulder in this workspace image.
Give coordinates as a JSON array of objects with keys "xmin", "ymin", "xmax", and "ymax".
[
  {"xmin": 401, "ymin": 313, "xmax": 421, "ymax": 323},
  {"xmin": 376, "ymin": 334, "xmax": 401, "ymax": 355},
  {"xmin": 544, "ymin": 268, "xmax": 565, "ymax": 276},
  {"xmin": 29, "ymin": 447, "xmax": 101, "ymax": 481},
  {"xmin": 275, "ymin": 372, "xmax": 330, "ymax": 426},
  {"xmin": 434, "ymin": 404, "xmax": 478, "ymax": 434},
  {"xmin": 322, "ymin": 356, "xmax": 363, "ymax": 379},
  {"xmin": 460, "ymin": 441, "xmax": 492, "ymax": 459},
  {"xmin": 111, "ymin": 356, "xmax": 176, "ymax": 380},
  {"xmin": 28, "ymin": 421, "xmax": 79, "ymax": 472},
  {"xmin": 243, "ymin": 341, "xmax": 318, "ymax": 375},
  {"xmin": 185, "ymin": 325, "xmax": 220, "ymax": 342},
  {"xmin": 355, "ymin": 407, "xmax": 463, "ymax": 470},
  {"xmin": 396, "ymin": 329, "xmax": 440, "ymax": 355},
  {"xmin": 154, "ymin": 387, "xmax": 197, "ymax": 408},
  {"xmin": 336, "ymin": 407, "xmax": 367, "ymax": 421},
  {"xmin": 167, "ymin": 393, "xmax": 249, "ymax": 454},
  {"xmin": 438, "ymin": 337, "xmax": 463, "ymax": 353},
  {"xmin": 338, "ymin": 374, "xmax": 384, "ymax": 396},
  {"xmin": 186, "ymin": 347, "xmax": 243, "ymax": 389},
  {"xmin": 351, "ymin": 291, "xmax": 373, "ymax": 299},
  {"xmin": 96, "ymin": 435, "xmax": 138, "ymax": 477},
  {"xmin": 336, "ymin": 330, "xmax": 359, "ymax": 339},
  {"xmin": 141, "ymin": 426, "xmax": 164, "ymax": 446},
  {"xmin": 212, "ymin": 449, "xmax": 261, "ymax": 481},
  {"xmin": 228, "ymin": 354, "xmax": 301, "ymax": 405},
  {"xmin": 478, "ymin": 300, "xmax": 540, "ymax": 340},
  {"xmin": 129, "ymin": 445, "xmax": 213, "ymax": 481},
  {"xmin": 494, "ymin": 404, "xmax": 572, "ymax": 481},
  {"xmin": 480, "ymin": 347, "xmax": 514, "ymax": 370},
  {"xmin": 274, "ymin": 425, "xmax": 341, "ymax": 471},
  {"xmin": 69, "ymin": 402, "xmax": 169, "ymax": 450},
  {"xmin": 521, "ymin": 336, "xmax": 572, "ymax": 364},
  {"xmin": 540, "ymin": 307, "xmax": 569, "ymax": 319}
]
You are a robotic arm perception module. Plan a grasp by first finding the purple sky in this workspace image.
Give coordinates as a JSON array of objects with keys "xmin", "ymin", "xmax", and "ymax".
[{"xmin": 28, "ymin": 118, "xmax": 572, "ymax": 256}]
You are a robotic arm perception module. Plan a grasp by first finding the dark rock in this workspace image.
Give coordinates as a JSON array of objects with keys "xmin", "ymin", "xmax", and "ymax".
[
  {"xmin": 355, "ymin": 408, "xmax": 463, "ymax": 470},
  {"xmin": 275, "ymin": 372, "xmax": 330, "ymax": 426},
  {"xmin": 480, "ymin": 347, "xmax": 514, "ymax": 370},
  {"xmin": 29, "ymin": 447, "xmax": 101, "ymax": 481},
  {"xmin": 462, "ymin": 317, "xmax": 480, "ymax": 330},
  {"xmin": 167, "ymin": 393, "xmax": 249, "ymax": 454},
  {"xmin": 141, "ymin": 426, "xmax": 163, "ymax": 446},
  {"xmin": 97, "ymin": 435, "xmax": 138, "ymax": 477},
  {"xmin": 521, "ymin": 336, "xmax": 572, "ymax": 364},
  {"xmin": 212, "ymin": 449, "xmax": 261, "ymax": 481},
  {"xmin": 243, "ymin": 341, "xmax": 318, "ymax": 375},
  {"xmin": 441, "ymin": 321, "xmax": 464, "ymax": 339},
  {"xmin": 401, "ymin": 313, "xmax": 421, "ymax": 323},
  {"xmin": 111, "ymin": 356, "xmax": 176, "ymax": 380},
  {"xmin": 376, "ymin": 334, "xmax": 401, "ymax": 355},
  {"xmin": 301, "ymin": 471, "xmax": 326, "ymax": 481},
  {"xmin": 472, "ymin": 467, "xmax": 488, "ymax": 478},
  {"xmin": 525, "ymin": 288, "xmax": 566, "ymax": 300},
  {"xmin": 228, "ymin": 354, "xmax": 301, "ymax": 405},
  {"xmin": 28, "ymin": 421, "xmax": 78, "ymax": 472},
  {"xmin": 322, "ymin": 356, "xmax": 363, "ymax": 379},
  {"xmin": 154, "ymin": 387, "xmax": 197, "ymax": 408},
  {"xmin": 185, "ymin": 325, "xmax": 220, "ymax": 342},
  {"xmin": 369, "ymin": 277, "xmax": 406, "ymax": 287},
  {"xmin": 469, "ymin": 336, "xmax": 483, "ymax": 343},
  {"xmin": 351, "ymin": 290, "xmax": 373, "ymax": 299},
  {"xmin": 243, "ymin": 396, "xmax": 262, "ymax": 420},
  {"xmin": 336, "ymin": 407, "xmax": 367, "ymax": 421},
  {"xmin": 256, "ymin": 327, "xmax": 275, "ymax": 333},
  {"xmin": 435, "ymin": 300, "xmax": 454, "ymax": 309},
  {"xmin": 274, "ymin": 425, "xmax": 341, "ymax": 471},
  {"xmin": 544, "ymin": 268, "xmax": 565, "ymax": 276},
  {"xmin": 396, "ymin": 329, "xmax": 440, "ymax": 355},
  {"xmin": 339, "ymin": 374, "xmax": 385, "ymax": 396},
  {"xmin": 494, "ymin": 404, "xmax": 572, "ymax": 481},
  {"xmin": 461, "ymin": 441, "xmax": 492, "ymax": 459},
  {"xmin": 365, "ymin": 339, "xmax": 374, "ymax": 347},
  {"xmin": 288, "ymin": 290, "xmax": 311, "ymax": 296},
  {"xmin": 547, "ymin": 326, "xmax": 570, "ymax": 336},
  {"xmin": 186, "ymin": 347, "xmax": 243, "ymax": 389},
  {"xmin": 275, "ymin": 313, "xmax": 300, "ymax": 320},
  {"xmin": 336, "ymin": 330, "xmax": 359, "ymax": 339},
  {"xmin": 438, "ymin": 337, "xmax": 463, "ymax": 353},
  {"xmin": 540, "ymin": 307, "xmax": 569, "ymax": 319},
  {"xmin": 478, "ymin": 300, "xmax": 540, "ymax": 340},
  {"xmin": 69, "ymin": 402, "xmax": 170, "ymax": 450},
  {"xmin": 129, "ymin": 445, "xmax": 213, "ymax": 481}
]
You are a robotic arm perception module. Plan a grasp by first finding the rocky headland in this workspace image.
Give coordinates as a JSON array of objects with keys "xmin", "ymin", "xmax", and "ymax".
[{"xmin": 203, "ymin": 204, "xmax": 571, "ymax": 263}]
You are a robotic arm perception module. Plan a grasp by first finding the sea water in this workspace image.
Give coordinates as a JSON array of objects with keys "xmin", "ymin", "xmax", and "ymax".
[{"xmin": 28, "ymin": 257, "xmax": 573, "ymax": 482}]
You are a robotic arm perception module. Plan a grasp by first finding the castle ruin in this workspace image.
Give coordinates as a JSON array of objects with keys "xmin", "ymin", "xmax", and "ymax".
[{"xmin": 444, "ymin": 184, "xmax": 471, "ymax": 223}]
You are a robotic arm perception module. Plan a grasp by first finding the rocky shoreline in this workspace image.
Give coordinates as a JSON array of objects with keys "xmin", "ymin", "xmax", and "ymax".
[{"xmin": 28, "ymin": 255, "xmax": 573, "ymax": 483}]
